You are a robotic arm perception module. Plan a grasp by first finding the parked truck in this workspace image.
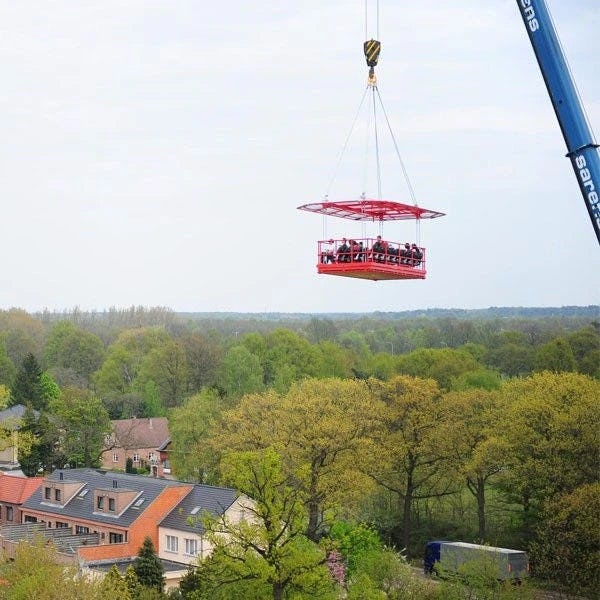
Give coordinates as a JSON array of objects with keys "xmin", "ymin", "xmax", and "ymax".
[{"xmin": 424, "ymin": 541, "xmax": 529, "ymax": 581}]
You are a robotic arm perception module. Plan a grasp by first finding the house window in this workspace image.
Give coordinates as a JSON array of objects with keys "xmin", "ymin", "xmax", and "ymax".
[
  {"xmin": 6, "ymin": 507, "xmax": 13, "ymax": 521},
  {"xmin": 148, "ymin": 452, "xmax": 157, "ymax": 462},
  {"xmin": 76, "ymin": 525, "xmax": 89, "ymax": 534},
  {"xmin": 55, "ymin": 489, "xmax": 61, "ymax": 502},
  {"xmin": 55, "ymin": 521, "xmax": 69, "ymax": 529},
  {"xmin": 44, "ymin": 487, "xmax": 51, "ymax": 500},
  {"xmin": 133, "ymin": 454, "xmax": 140, "ymax": 463},
  {"xmin": 185, "ymin": 538, "xmax": 198, "ymax": 556},
  {"xmin": 112, "ymin": 453, "xmax": 119, "ymax": 462},
  {"xmin": 108, "ymin": 498, "xmax": 115, "ymax": 512},
  {"xmin": 97, "ymin": 496, "xmax": 104, "ymax": 510},
  {"xmin": 24, "ymin": 515, "xmax": 37, "ymax": 523},
  {"xmin": 166, "ymin": 535, "xmax": 178, "ymax": 553},
  {"xmin": 109, "ymin": 532, "xmax": 123, "ymax": 544}
]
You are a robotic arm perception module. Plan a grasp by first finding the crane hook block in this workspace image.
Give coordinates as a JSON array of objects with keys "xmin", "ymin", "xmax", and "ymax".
[{"xmin": 364, "ymin": 39, "xmax": 381, "ymax": 68}]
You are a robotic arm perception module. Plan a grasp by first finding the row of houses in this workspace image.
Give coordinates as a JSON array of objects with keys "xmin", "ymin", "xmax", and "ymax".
[
  {"xmin": 0, "ymin": 409, "xmax": 173, "ymax": 480},
  {"xmin": 0, "ymin": 467, "xmax": 247, "ymax": 588},
  {"xmin": 0, "ymin": 411, "xmax": 245, "ymax": 587}
]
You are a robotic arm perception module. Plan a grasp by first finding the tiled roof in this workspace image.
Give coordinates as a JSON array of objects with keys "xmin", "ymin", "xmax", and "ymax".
[
  {"xmin": 0, "ymin": 472, "xmax": 43, "ymax": 504},
  {"xmin": 160, "ymin": 483, "xmax": 238, "ymax": 534},
  {"xmin": 21, "ymin": 468, "xmax": 188, "ymax": 527},
  {"xmin": 110, "ymin": 417, "xmax": 170, "ymax": 449}
]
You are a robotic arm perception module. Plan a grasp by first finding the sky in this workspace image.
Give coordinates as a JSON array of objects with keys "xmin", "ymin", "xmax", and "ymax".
[{"xmin": 1, "ymin": 0, "xmax": 599, "ymax": 314}]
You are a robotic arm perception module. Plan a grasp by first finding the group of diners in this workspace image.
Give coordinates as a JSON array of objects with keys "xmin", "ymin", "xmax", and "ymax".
[{"xmin": 320, "ymin": 236, "xmax": 423, "ymax": 267}]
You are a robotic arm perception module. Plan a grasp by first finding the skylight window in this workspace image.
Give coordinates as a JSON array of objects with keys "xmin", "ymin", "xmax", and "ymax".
[
  {"xmin": 133, "ymin": 497, "xmax": 145, "ymax": 508},
  {"xmin": 190, "ymin": 506, "xmax": 201, "ymax": 515},
  {"xmin": 78, "ymin": 489, "xmax": 89, "ymax": 498}
]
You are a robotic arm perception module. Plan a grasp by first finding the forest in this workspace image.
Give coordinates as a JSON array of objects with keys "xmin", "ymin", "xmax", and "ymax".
[{"xmin": 0, "ymin": 305, "xmax": 598, "ymax": 599}]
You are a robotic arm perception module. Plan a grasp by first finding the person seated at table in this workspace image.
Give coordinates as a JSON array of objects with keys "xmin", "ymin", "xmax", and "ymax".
[
  {"xmin": 337, "ymin": 238, "xmax": 351, "ymax": 263},
  {"xmin": 372, "ymin": 235, "xmax": 388, "ymax": 263},
  {"xmin": 410, "ymin": 243, "xmax": 423, "ymax": 266},
  {"xmin": 400, "ymin": 242, "xmax": 411, "ymax": 264}
]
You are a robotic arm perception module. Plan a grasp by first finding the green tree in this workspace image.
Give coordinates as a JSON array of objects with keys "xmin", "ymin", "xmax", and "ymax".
[
  {"xmin": 218, "ymin": 345, "xmax": 264, "ymax": 399},
  {"xmin": 44, "ymin": 321, "xmax": 105, "ymax": 381},
  {"xmin": 124, "ymin": 564, "xmax": 143, "ymax": 598},
  {"xmin": 395, "ymin": 348, "xmax": 482, "ymax": 391},
  {"xmin": 0, "ymin": 308, "xmax": 45, "ymax": 368},
  {"xmin": 181, "ymin": 332, "xmax": 222, "ymax": 393},
  {"xmin": 365, "ymin": 376, "xmax": 452, "ymax": 556},
  {"xmin": 566, "ymin": 325, "xmax": 600, "ymax": 377},
  {"xmin": 9, "ymin": 352, "xmax": 45, "ymax": 409},
  {"xmin": 262, "ymin": 329, "xmax": 321, "ymax": 391},
  {"xmin": 133, "ymin": 536, "xmax": 165, "ymax": 594},
  {"xmin": 17, "ymin": 407, "xmax": 62, "ymax": 476},
  {"xmin": 328, "ymin": 521, "xmax": 382, "ymax": 578},
  {"xmin": 439, "ymin": 389, "xmax": 509, "ymax": 539},
  {"xmin": 39, "ymin": 371, "xmax": 60, "ymax": 402},
  {"xmin": 213, "ymin": 378, "xmax": 378, "ymax": 541},
  {"xmin": 0, "ymin": 384, "xmax": 10, "ymax": 409},
  {"xmin": 201, "ymin": 448, "xmax": 334, "ymax": 600},
  {"xmin": 314, "ymin": 340, "xmax": 355, "ymax": 378},
  {"xmin": 100, "ymin": 565, "xmax": 132, "ymax": 599},
  {"xmin": 498, "ymin": 372, "xmax": 600, "ymax": 538},
  {"xmin": 533, "ymin": 338, "xmax": 577, "ymax": 373},
  {"xmin": 484, "ymin": 343, "xmax": 534, "ymax": 377},
  {"xmin": 0, "ymin": 538, "xmax": 106, "ymax": 599},
  {"xmin": 530, "ymin": 483, "xmax": 600, "ymax": 596},
  {"xmin": 50, "ymin": 386, "xmax": 111, "ymax": 467},
  {"xmin": 169, "ymin": 389, "xmax": 222, "ymax": 483},
  {"xmin": 141, "ymin": 380, "xmax": 166, "ymax": 417},
  {"xmin": 137, "ymin": 340, "xmax": 188, "ymax": 408},
  {"xmin": 93, "ymin": 327, "xmax": 170, "ymax": 398},
  {"xmin": 0, "ymin": 341, "xmax": 16, "ymax": 386}
]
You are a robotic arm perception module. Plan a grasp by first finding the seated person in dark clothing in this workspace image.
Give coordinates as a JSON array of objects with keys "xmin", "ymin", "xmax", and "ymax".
[
  {"xmin": 337, "ymin": 238, "xmax": 351, "ymax": 263},
  {"xmin": 372, "ymin": 235, "xmax": 388, "ymax": 263},
  {"xmin": 400, "ymin": 242, "xmax": 411, "ymax": 264},
  {"xmin": 411, "ymin": 243, "xmax": 423, "ymax": 266},
  {"xmin": 387, "ymin": 244, "xmax": 399, "ymax": 264},
  {"xmin": 357, "ymin": 241, "xmax": 365, "ymax": 262}
]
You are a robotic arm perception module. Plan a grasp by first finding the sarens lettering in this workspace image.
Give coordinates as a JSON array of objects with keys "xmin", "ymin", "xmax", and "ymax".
[
  {"xmin": 520, "ymin": 0, "xmax": 540, "ymax": 32},
  {"xmin": 575, "ymin": 154, "xmax": 600, "ymax": 208}
]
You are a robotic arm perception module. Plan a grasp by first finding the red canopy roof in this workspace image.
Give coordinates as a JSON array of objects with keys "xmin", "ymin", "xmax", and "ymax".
[{"xmin": 297, "ymin": 199, "xmax": 445, "ymax": 221}]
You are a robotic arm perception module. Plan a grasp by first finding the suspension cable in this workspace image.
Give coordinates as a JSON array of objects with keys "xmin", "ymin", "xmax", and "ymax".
[
  {"xmin": 375, "ymin": 86, "xmax": 418, "ymax": 206},
  {"xmin": 364, "ymin": 0, "xmax": 380, "ymax": 41},
  {"xmin": 325, "ymin": 87, "xmax": 369, "ymax": 198},
  {"xmin": 371, "ymin": 87, "xmax": 382, "ymax": 201}
]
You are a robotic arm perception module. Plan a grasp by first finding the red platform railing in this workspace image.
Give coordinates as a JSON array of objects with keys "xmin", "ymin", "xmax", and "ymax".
[{"xmin": 316, "ymin": 237, "xmax": 427, "ymax": 281}]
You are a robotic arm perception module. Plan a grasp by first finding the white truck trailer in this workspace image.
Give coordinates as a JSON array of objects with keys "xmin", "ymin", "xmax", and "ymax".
[{"xmin": 424, "ymin": 541, "xmax": 529, "ymax": 581}]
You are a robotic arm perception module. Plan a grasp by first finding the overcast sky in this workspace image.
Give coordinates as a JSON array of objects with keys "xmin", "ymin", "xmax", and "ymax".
[{"xmin": 1, "ymin": 1, "xmax": 598, "ymax": 314}]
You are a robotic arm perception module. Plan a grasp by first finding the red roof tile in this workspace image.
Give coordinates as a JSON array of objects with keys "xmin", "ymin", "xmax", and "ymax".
[{"xmin": 0, "ymin": 472, "xmax": 43, "ymax": 504}]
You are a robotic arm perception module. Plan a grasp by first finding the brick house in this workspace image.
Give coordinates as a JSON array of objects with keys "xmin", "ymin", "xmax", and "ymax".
[
  {"xmin": 8, "ymin": 468, "xmax": 242, "ymax": 589},
  {"xmin": 0, "ymin": 472, "xmax": 43, "ymax": 526},
  {"xmin": 101, "ymin": 417, "xmax": 171, "ymax": 478}
]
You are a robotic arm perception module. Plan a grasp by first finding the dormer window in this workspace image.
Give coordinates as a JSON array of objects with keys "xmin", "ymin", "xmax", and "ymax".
[
  {"xmin": 109, "ymin": 498, "xmax": 115, "ymax": 511},
  {"xmin": 44, "ymin": 487, "xmax": 51, "ymax": 500},
  {"xmin": 55, "ymin": 489, "xmax": 61, "ymax": 502},
  {"xmin": 97, "ymin": 496, "xmax": 104, "ymax": 510}
]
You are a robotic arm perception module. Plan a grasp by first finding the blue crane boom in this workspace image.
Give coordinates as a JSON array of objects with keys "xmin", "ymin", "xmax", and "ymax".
[{"xmin": 516, "ymin": 0, "xmax": 600, "ymax": 244}]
